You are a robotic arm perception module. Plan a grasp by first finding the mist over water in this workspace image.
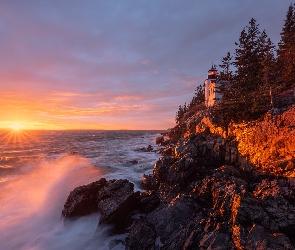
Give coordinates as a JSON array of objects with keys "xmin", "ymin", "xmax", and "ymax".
[{"xmin": 0, "ymin": 130, "xmax": 161, "ymax": 249}]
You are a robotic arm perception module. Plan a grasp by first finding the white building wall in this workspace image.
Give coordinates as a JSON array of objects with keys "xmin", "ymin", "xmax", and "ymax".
[
  {"xmin": 204, "ymin": 79, "xmax": 209, "ymax": 106},
  {"xmin": 205, "ymin": 80, "xmax": 222, "ymax": 107}
]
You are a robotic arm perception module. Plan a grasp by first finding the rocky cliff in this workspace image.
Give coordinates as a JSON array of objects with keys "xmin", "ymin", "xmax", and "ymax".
[{"xmin": 62, "ymin": 105, "xmax": 295, "ymax": 250}]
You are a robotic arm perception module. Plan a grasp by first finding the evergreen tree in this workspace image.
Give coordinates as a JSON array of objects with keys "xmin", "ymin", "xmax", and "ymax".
[
  {"xmin": 219, "ymin": 51, "xmax": 233, "ymax": 80},
  {"xmin": 218, "ymin": 52, "xmax": 234, "ymax": 101},
  {"xmin": 188, "ymin": 85, "xmax": 205, "ymax": 111},
  {"xmin": 214, "ymin": 18, "xmax": 275, "ymax": 129},
  {"xmin": 277, "ymin": 4, "xmax": 295, "ymax": 90},
  {"xmin": 175, "ymin": 105, "xmax": 185, "ymax": 124},
  {"xmin": 234, "ymin": 18, "xmax": 264, "ymax": 96},
  {"xmin": 260, "ymin": 32, "xmax": 276, "ymax": 107}
]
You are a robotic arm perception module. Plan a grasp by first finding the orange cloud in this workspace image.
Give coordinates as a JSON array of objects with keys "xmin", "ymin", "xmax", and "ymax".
[{"xmin": 114, "ymin": 95, "xmax": 141, "ymax": 101}]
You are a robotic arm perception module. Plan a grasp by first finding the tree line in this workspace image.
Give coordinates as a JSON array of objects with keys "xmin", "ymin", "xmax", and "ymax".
[
  {"xmin": 176, "ymin": 3, "xmax": 295, "ymax": 127},
  {"xmin": 175, "ymin": 85, "xmax": 204, "ymax": 124}
]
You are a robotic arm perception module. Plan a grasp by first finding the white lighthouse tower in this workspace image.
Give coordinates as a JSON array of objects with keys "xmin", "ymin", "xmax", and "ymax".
[{"xmin": 204, "ymin": 65, "xmax": 222, "ymax": 107}]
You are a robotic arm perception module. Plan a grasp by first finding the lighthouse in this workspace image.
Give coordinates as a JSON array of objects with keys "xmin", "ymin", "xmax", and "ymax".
[{"xmin": 204, "ymin": 65, "xmax": 222, "ymax": 107}]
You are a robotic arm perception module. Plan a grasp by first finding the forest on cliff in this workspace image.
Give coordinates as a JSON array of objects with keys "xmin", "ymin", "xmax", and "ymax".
[{"xmin": 176, "ymin": 3, "xmax": 295, "ymax": 127}]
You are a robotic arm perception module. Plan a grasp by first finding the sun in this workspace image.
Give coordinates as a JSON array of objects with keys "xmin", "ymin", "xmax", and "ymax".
[{"xmin": 9, "ymin": 122, "xmax": 24, "ymax": 131}]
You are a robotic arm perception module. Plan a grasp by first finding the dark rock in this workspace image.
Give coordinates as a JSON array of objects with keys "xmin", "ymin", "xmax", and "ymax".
[
  {"xmin": 97, "ymin": 179, "xmax": 135, "ymax": 224},
  {"xmin": 161, "ymin": 145, "xmax": 174, "ymax": 156},
  {"xmin": 126, "ymin": 219, "xmax": 157, "ymax": 250},
  {"xmin": 199, "ymin": 231, "xmax": 231, "ymax": 250},
  {"xmin": 145, "ymin": 196, "xmax": 199, "ymax": 240},
  {"xmin": 127, "ymin": 160, "xmax": 138, "ymax": 165},
  {"xmin": 141, "ymin": 174, "xmax": 157, "ymax": 190},
  {"xmin": 62, "ymin": 178, "xmax": 137, "ymax": 228},
  {"xmin": 156, "ymin": 135, "xmax": 170, "ymax": 146},
  {"xmin": 167, "ymin": 124, "xmax": 184, "ymax": 143},
  {"xmin": 156, "ymin": 136, "xmax": 164, "ymax": 145},
  {"xmin": 137, "ymin": 191, "xmax": 160, "ymax": 213},
  {"xmin": 136, "ymin": 145, "xmax": 153, "ymax": 152},
  {"xmin": 162, "ymin": 216, "xmax": 206, "ymax": 250},
  {"xmin": 62, "ymin": 178, "xmax": 107, "ymax": 219},
  {"xmin": 62, "ymin": 106, "xmax": 295, "ymax": 249}
]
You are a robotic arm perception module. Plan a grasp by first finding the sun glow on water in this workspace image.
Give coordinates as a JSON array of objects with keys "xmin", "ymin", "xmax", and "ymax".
[
  {"xmin": 1, "ymin": 123, "xmax": 35, "ymax": 147},
  {"xmin": 9, "ymin": 122, "xmax": 24, "ymax": 131}
]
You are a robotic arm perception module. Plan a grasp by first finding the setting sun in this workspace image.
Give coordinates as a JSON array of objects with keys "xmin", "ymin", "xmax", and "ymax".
[{"xmin": 9, "ymin": 122, "xmax": 24, "ymax": 131}]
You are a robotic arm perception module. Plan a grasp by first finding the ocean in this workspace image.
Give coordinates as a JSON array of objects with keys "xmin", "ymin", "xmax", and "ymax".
[{"xmin": 0, "ymin": 130, "xmax": 163, "ymax": 250}]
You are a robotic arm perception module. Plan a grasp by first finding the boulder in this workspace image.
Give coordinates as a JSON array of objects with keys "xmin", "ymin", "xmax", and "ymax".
[
  {"xmin": 136, "ymin": 145, "xmax": 153, "ymax": 152},
  {"xmin": 62, "ymin": 178, "xmax": 136, "ymax": 226},
  {"xmin": 62, "ymin": 178, "xmax": 107, "ymax": 219},
  {"xmin": 96, "ymin": 179, "xmax": 135, "ymax": 224},
  {"xmin": 156, "ymin": 136, "xmax": 164, "ymax": 145}
]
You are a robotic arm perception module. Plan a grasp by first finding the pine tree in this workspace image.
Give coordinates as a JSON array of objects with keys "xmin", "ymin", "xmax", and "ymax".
[
  {"xmin": 175, "ymin": 105, "xmax": 185, "ymax": 124},
  {"xmin": 214, "ymin": 18, "xmax": 275, "ymax": 128},
  {"xmin": 188, "ymin": 85, "xmax": 205, "ymax": 111},
  {"xmin": 277, "ymin": 4, "xmax": 295, "ymax": 90},
  {"xmin": 234, "ymin": 18, "xmax": 264, "ymax": 96},
  {"xmin": 218, "ymin": 52, "xmax": 233, "ymax": 101},
  {"xmin": 219, "ymin": 51, "xmax": 233, "ymax": 80},
  {"xmin": 260, "ymin": 32, "xmax": 276, "ymax": 107}
]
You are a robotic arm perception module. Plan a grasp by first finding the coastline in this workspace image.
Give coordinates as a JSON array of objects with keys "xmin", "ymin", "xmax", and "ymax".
[{"xmin": 62, "ymin": 105, "xmax": 295, "ymax": 249}]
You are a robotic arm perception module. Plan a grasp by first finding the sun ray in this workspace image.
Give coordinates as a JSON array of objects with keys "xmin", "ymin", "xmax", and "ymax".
[{"xmin": 0, "ymin": 129, "xmax": 39, "ymax": 152}]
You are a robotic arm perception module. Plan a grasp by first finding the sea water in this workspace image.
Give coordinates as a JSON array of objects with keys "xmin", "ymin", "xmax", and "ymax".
[{"xmin": 0, "ymin": 130, "xmax": 162, "ymax": 250}]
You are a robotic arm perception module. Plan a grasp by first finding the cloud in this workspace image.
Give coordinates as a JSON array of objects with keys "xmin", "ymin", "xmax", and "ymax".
[
  {"xmin": 0, "ymin": 0, "xmax": 291, "ymax": 129},
  {"xmin": 115, "ymin": 95, "xmax": 141, "ymax": 101},
  {"xmin": 140, "ymin": 60, "xmax": 150, "ymax": 65}
]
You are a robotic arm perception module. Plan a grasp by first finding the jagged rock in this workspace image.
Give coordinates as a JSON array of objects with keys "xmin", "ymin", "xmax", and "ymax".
[
  {"xmin": 199, "ymin": 231, "xmax": 231, "ymax": 250},
  {"xmin": 136, "ymin": 191, "xmax": 160, "ymax": 213},
  {"xmin": 231, "ymin": 106, "xmax": 295, "ymax": 176},
  {"xmin": 61, "ymin": 105, "xmax": 295, "ymax": 249},
  {"xmin": 97, "ymin": 179, "xmax": 135, "ymax": 224},
  {"xmin": 245, "ymin": 224, "xmax": 294, "ymax": 250},
  {"xmin": 62, "ymin": 178, "xmax": 107, "ymax": 218},
  {"xmin": 156, "ymin": 135, "xmax": 170, "ymax": 146},
  {"xmin": 126, "ymin": 219, "xmax": 157, "ymax": 250},
  {"xmin": 62, "ymin": 178, "xmax": 136, "ymax": 226},
  {"xmin": 161, "ymin": 215, "xmax": 207, "ymax": 250},
  {"xmin": 167, "ymin": 124, "xmax": 184, "ymax": 143},
  {"xmin": 156, "ymin": 136, "xmax": 164, "ymax": 145},
  {"xmin": 145, "ymin": 196, "xmax": 199, "ymax": 240},
  {"xmin": 141, "ymin": 174, "xmax": 157, "ymax": 190}
]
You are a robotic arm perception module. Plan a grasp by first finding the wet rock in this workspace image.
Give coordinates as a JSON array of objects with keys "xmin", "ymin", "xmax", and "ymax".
[
  {"xmin": 62, "ymin": 178, "xmax": 107, "ymax": 219},
  {"xmin": 127, "ymin": 160, "xmax": 138, "ymax": 165},
  {"xmin": 62, "ymin": 105, "xmax": 295, "ymax": 249},
  {"xmin": 97, "ymin": 179, "xmax": 135, "ymax": 224},
  {"xmin": 137, "ymin": 145, "xmax": 153, "ymax": 152},
  {"xmin": 62, "ymin": 178, "xmax": 136, "ymax": 227}
]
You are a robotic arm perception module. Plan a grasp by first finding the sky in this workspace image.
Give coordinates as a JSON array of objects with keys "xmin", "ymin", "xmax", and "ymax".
[{"xmin": 0, "ymin": 0, "xmax": 292, "ymax": 130}]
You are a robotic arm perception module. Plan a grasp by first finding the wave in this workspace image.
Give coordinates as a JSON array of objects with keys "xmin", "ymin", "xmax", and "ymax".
[{"xmin": 0, "ymin": 155, "xmax": 121, "ymax": 250}]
